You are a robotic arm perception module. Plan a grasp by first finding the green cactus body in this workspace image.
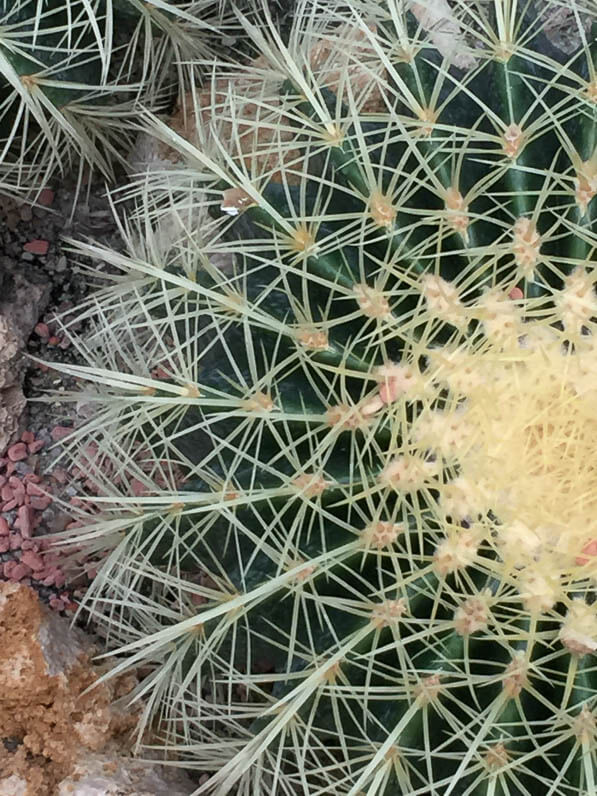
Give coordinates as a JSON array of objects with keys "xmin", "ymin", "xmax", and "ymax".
[{"xmin": 54, "ymin": 1, "xmax": 597, "ymax": 794}]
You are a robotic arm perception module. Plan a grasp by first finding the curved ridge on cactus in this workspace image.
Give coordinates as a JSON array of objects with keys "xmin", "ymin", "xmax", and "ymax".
[
  {"xmin": 48, "ymin": 1, "xmax": 597, "ymax": 793},
  {"xmin": 0, "ymin": 0, "xmax": 238, "ymax": 196}
]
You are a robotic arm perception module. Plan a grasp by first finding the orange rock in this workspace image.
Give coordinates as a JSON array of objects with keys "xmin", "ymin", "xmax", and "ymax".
[{"xmin": 0, "ymin": 583, "xmax": 139, "ymax": 795}]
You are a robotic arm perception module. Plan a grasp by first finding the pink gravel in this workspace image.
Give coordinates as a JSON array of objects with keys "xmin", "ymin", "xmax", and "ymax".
[
  {"xmin": 16, "ymin": 506, "xmax": 32, "ymax": 538},
  {"xmin": 10, "ymin": 563, "xmax": 32, "ymax": 581},
  {"xmin": 21, "ymin": 550, "xmax": 44, "ymax": 571},
  {"xmin": 24, "ymin": 239, "xmax": 49, "ymax": 256},
  {"xmin": 0, "ymin": 429, "xmax": 83, "ymax": 610},
  {"xmin": 50, "ymin": 426, "xmax": 73, "ymax": 441},
  {"xmin": 37, "ymin": 188, "xmax": 54, "ymax": 206},
  {"xmin": 29, "ymin": 496, "xmax": 52, "ymax": 511},
  {"xmin": 51, "ymin": 468, "xmax": 68, "ymax": 484},
  {"xmin": 7, "ymin": 443, "xmax": 28, "ymax": 462},
  {"xmin": 33, "ymin": 323, "xmax": 49, "ymax": 340},
  {"xmin": 576, "ymin": 539, "xmax": 597, "ymax": 566}
]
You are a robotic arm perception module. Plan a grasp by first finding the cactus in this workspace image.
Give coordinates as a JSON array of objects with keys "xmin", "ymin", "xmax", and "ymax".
[
  {"xmin": 0, "ymin": 0, "xmax": 240, "ymax": 197},
  {"xmin": 49, "ymin": 0, "xmax": 597, "ymax": 793}
]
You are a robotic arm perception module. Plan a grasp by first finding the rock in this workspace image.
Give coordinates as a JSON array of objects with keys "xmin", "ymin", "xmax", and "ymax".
[
  {"xmin": 23, "ymin": 240, "xmax": 49, "ymax": 257},
  {"xmin": 7, "ymin": 443, "xmax": 27, "ymax": 462},
  {"xmin": 15, "ymin": 506, "xmax": 32, "ymax": 538},
  {"xmin": 56, "ymin": 750, "xmax": 196, "ymax": 796},
  {"xmin": 0, "ymin": 773, "xmax": 28, "ymax": 794},
  {"xmin": 50, "ymin": 425, "xmax": 73, "ymax": 442},
  {"xmin": 543, "ymin": 6, "xmax": 593, "ymax": 53},
  {"xmin": 410, "ymin": 1, "xmax": 477, "ymax": 69},
  {"xmin": 0, "ymin": 265, "xmax": 50, "ymax": 456},
  {"xmin": 36, "ymin": 189, "xmax": 54, "ymax": 208},
  {"xmin": 0, "ymin": 583, "xmax": 196, "ymax": 796},
  {"xmin": 0, "ymin": 583, "xmax": 130, "ymax": 794},
  {"xmin": 33, "ymin": 323, "xmax": 49, "ymax": 339}
]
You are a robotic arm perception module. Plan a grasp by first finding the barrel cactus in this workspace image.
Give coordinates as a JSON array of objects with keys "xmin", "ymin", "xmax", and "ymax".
[
  {"xmin": 0, "ymin": 0, "xmax": 237, "ymax": 196},
  {"xmin": 52, "ymin": 0, "xmax": 597, "ymax": 793}
]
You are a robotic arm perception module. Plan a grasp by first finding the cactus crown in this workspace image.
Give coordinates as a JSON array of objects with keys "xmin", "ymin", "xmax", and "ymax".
[{"xmin": 53, "ymin": 1, "xmax": 597, "ymax": 793}]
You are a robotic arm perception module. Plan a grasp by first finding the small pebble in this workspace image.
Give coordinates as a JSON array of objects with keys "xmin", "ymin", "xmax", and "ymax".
[
  {"xmin": 10, "ymin": 563, "xmax": 32, "ymax": 581},
  {"xmin": 131, "ymin": 479, "xmax": 145, "ymax": 496},
  {"xmin": 54, "ymin": 572, "xmax": 66, "ymax": 588},
  {"xmin": 7, "ymin": 443, "xmax": 27, "ymax": 462},
  {"xmin": 11, "ymin": 486, "xmax": 25, "ymax": 506},
  {"xmin": 9, "ymin": 533, "xmax": 22, "ymax": 550},
  {"xmin": 51, "ymin": 468, "xmax": 68, "ymax": 484},
  {"xmin": 37, "ymin": 188, "xmax": 54, "ymax": 206},
  {"xmin": 34, "ymin": 322, "xmax": 50, "ymax": 339},
  {"xmin": 51, "ymin": 426, "xmax": 73, "ymax": 441},
  {"xmin": 24, "ymin": 239, "xmax": 49, "ymax": 256},
  {"xmin": 16, "ymin": 506, "xmax": 32, "ymax": 538},
  {"xmin": 20, "ymin": 431, "xmax": 35, "ymax": 445},
  {"xmin": 30, "ymin": 495, "xmax": 52, "ymax": 511},
  {"xmin": 0, "ymin": 518, "xmax": 8, "ymax": 535},
  {"xmin": 28, "ymin": 440, "xmax": 45, "ymax": 454},
  {"xmin": 22, "ymin": 473, "xmax": 40, "ymax": 483},
  {"xmin": 21, "ymin": 550, "xmax": 44, "ymax": 571},
  {"xmin": 2, "ymin": 561, "xmax": 15, "ymax": 578},
  {"xmin": 21, "ymin": 539, "xmax": 37, "ymax": 551}
]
